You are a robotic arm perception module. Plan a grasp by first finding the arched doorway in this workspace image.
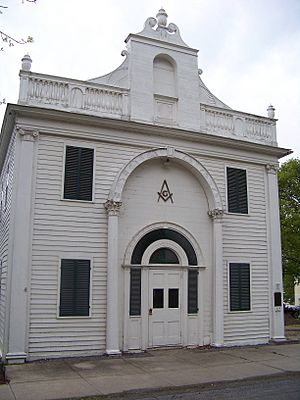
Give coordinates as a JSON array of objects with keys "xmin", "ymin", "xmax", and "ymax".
[{"xmin": 123, "ymin": 226, "xmax": 204, "ymax": 350}]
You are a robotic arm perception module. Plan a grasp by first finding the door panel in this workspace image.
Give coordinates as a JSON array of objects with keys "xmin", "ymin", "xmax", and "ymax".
[{"xmin": 149, "ymin": 269, "xmax": 181, "ymax": 347}]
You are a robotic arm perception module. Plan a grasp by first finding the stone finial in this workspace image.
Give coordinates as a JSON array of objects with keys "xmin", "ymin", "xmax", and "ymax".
[
  {"xmin": 156, "ymin": 8, "xmax": 168, "ymax": 27},
  {"xmin": 267, "ymin": 104, "xmax": 275, "ymax": 119},
  {"xmin": 139, "ymin": 8, "xmax": 188, "ymax": 47},
  {"xmin": 21, "ymin": 54, "xmax": 32, "ymax": 71}
]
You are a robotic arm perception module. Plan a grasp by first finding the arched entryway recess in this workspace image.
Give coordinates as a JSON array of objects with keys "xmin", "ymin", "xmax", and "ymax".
[
  {"xmin": 123, "ymin": 222, "xmax": 205, "ymax": 350},
  {"xmin": 104, "ymin": 148, "xmax": 224, "ymax": 355}
]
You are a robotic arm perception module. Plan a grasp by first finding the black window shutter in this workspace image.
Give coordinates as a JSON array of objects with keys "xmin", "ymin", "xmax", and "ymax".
[
  {"xmin": 60, "ymin": 259, "xmax": 90, "ymax": 316},
  {"xmin": 229, "ymin": 263, "xmax": 250, "ymax": 311},
  {"xmin": 227, "ymin": 167, "xmax": 248, "ymax": 214},
  {"xmin": 188, "ymin": 269, "xmax": 198, "ymax": 314},
  {"xmin": 129, "ymin": 268, "xmax": 141, "ymax": 316},
  {"xmin": 64, "ymin": 146, "xmax": 94, "ymax": 201}
]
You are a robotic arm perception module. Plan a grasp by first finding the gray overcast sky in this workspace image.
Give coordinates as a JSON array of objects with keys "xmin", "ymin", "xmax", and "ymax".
[{"xmin": 1, "ymin": 0, "xmax": 299, "ymax": 160}]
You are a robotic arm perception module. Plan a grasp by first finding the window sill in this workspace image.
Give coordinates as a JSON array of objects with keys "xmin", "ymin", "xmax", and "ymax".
[
  {"xmin": 57, "ymin": 315, "xmax": 92, "ymax": 319},
  {"xmin": 60, "ymin": 198, "xmax": 94, "ymax": 204},
  {"xmin": 228, "ymin": 310, "xmax": 252, "ymax": 314},
  {"xmin": 224, "ymin": 212, "xmax": 251, "ymax": 217}
]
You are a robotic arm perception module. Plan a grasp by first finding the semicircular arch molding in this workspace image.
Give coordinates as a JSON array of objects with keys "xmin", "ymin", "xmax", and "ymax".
[
  {"xmin": 108, "ymin": 147, "xmax": 223, "ymax": 210},
  {"xmin": 124, "ymin": 222, "xmax": 205, "ymax": 267},
  {"xmin": 141, "ymin": 239, "xmax": 189, "ymax": 266}
]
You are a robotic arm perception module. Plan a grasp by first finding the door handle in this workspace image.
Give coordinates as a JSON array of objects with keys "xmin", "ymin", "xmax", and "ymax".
[{"xmin": 148, "ymin": 308, "xmax": 153, "ymax": 315}]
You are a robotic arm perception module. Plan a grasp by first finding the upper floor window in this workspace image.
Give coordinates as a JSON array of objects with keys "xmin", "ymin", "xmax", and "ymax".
[
  {"xmin": 227, "ymin": 167, "xmax": 248, "ymax": 214},
  {"xmin": 63, "ymin": 146, "xmax": 94, "ymax": 201}
]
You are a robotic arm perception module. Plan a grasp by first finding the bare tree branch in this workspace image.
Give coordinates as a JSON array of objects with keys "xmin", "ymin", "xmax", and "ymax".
[{"xmin": 0, "ymin": 0, "xmax": 35, "ymax": 51}]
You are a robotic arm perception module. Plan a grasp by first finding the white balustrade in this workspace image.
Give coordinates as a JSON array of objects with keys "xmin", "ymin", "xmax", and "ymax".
[
  {"xmin": 201, "ymin": 105, "xmax": 277, "ymax": 145},
  {"xmin": 19, "ymin": 71, "xmax": 129, "ymax": 118}
]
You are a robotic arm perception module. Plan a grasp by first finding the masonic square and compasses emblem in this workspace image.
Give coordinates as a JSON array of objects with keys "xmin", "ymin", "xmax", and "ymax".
[{"xmin": 157, "ymin": 180, "xmax": 174, "ymax": 203}]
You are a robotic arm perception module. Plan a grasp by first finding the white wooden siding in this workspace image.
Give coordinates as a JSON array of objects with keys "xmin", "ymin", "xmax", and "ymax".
[
  {"xmin": 29, "ymin": 134, "xmax": 142, "ymax": 358},
  {"xmin": 222, "ymin": 165, "xmax": 269, "ymax": 344},
  {"xmin": 195, "ymin": 158, "xmax": 270, "ymax": 344},
  {"xmin": 0, "ymin": 132, "xmax": 16, "ymax": 354}
]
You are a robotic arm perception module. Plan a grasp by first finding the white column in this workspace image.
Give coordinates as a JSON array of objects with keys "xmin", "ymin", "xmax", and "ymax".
[
  {"xmin": 266, "ymin": 164, "xmax": 285, "ymax": 341},
  {"xmin": 104, "ymin": 200, "xmax": 122, "ymax": 355},
  {"xmin": 208, "ymin": 208, "xmax": 224, "ymax": 347},
  {"xmin": 6, "ymin": 127, "xmax": 38, "ymax": 363}
]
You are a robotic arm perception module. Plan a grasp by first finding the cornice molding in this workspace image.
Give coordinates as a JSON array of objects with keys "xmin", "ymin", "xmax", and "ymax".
[{"xmin": 5, "ymin": 104, "xmax": 292, "ymax": 160}]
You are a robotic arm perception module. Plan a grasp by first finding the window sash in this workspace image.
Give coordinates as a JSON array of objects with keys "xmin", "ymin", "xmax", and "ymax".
[
  {"xmin": 188, "ymin": 269, "xmax": 198, "ymax": 314},
  {"xmin": 229, "ymin": 263, "xmax": 251, "ymax": 311},
  {"xmin": 64, "ymin": 146, "xmax": 94, "ymax": 201},
  {"xmin": 129, "ymin": 268, "xmax": 141, "ymax": 316},
  {"xmin": 59, "ymin": 259, "xmax": 90, "ymax": 317},
  {"xmin": 227, "ymin": 167, "xmax": 248, "ymax": 214}
]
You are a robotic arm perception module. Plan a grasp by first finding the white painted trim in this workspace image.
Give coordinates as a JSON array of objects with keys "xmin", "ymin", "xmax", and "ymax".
[
  {"xmin": 212, "ymin": 217, "xmax": 224, "ymax": 346},
  {"xmin": 109, "ymin": 147, "xmax": 223, "ymax": 210},
  {"xmin": 123, "ymin": 221, "xmax": 204, "ymax": 267},
  {"xmin": 4, "ymin": 129, "xmax": 39, "ymax": 363},
  {"xmin": 24, "ymin": 134, "xmax": 39, "ymax": 357},
  {"xmin": 265, "ymin": 165, "xmax": 285, "ymax": 340},
  {"xmin": 141, "ymin": 239, "xmax": 189, "ymax": 266}
]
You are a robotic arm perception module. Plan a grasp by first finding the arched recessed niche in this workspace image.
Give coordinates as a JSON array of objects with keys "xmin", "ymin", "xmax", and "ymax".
[
  {"xmin": 153, "ymin": 54, "xmax": 178, "ymax": 124},
  {"xmin": 153, "ymin": 54, "xmax": 177, "ymax": 97}
]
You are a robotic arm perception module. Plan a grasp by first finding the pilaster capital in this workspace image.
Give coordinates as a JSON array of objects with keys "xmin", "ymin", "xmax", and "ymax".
[
  {"xmin": 265, "ymin": 164, "xmax": 279, "ymax": 175},
  {"xmin": 104, "ymin": 200, "xmax": 122, "ymax": 216},
  {"xmin": 208, "ymin": 208, "xmax": 224, "ymax": 220},
  {"xmin": 16, "ymin": 126, "xmax": 39, "ymax": 142}
]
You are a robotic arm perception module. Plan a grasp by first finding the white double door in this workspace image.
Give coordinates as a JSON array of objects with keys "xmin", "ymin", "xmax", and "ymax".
[{"xmin": 148, "ymin": 269, "xmax": 182, "ymax": 347}]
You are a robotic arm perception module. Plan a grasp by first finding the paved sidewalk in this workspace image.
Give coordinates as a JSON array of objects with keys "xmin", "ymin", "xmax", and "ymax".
[{"xmin": 1, "ymin": 342, "xmax": 300, "ymax": 400}]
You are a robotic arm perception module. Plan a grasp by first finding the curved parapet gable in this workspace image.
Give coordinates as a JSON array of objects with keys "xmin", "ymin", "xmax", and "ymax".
[
  {"xmin": 88, "ymin": 55, "xmax": 129, "ymax": 88},
  {"xmin": 198, "ymin": 71, "xmax": 231, "ymax": 109}
]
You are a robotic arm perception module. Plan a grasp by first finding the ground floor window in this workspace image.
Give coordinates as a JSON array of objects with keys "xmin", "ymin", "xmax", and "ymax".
[
  {"xmin": 129, "ymin": 268, "xmax": 141, "ymax": 316},
  {"xmin": 59, "ymin": 259, "xmax": 91, "ymax": 317},
  {"xmin": 229, "ymin": 263, "xmax": 251, "ymax": 311},
  {"xmin": 188, "ymin": 269, "xmax": 198, "ymax": 313}
]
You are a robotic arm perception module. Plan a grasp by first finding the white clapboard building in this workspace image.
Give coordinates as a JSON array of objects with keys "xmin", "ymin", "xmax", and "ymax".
[{"xmin": 0, "ymin": 9, "xmax": 290, "ymax": 363}]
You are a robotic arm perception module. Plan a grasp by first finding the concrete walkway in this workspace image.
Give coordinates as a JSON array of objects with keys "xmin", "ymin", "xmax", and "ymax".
[{"xmin": 1, "ymin": 342, "xmax": 300, "ymax": 400}]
